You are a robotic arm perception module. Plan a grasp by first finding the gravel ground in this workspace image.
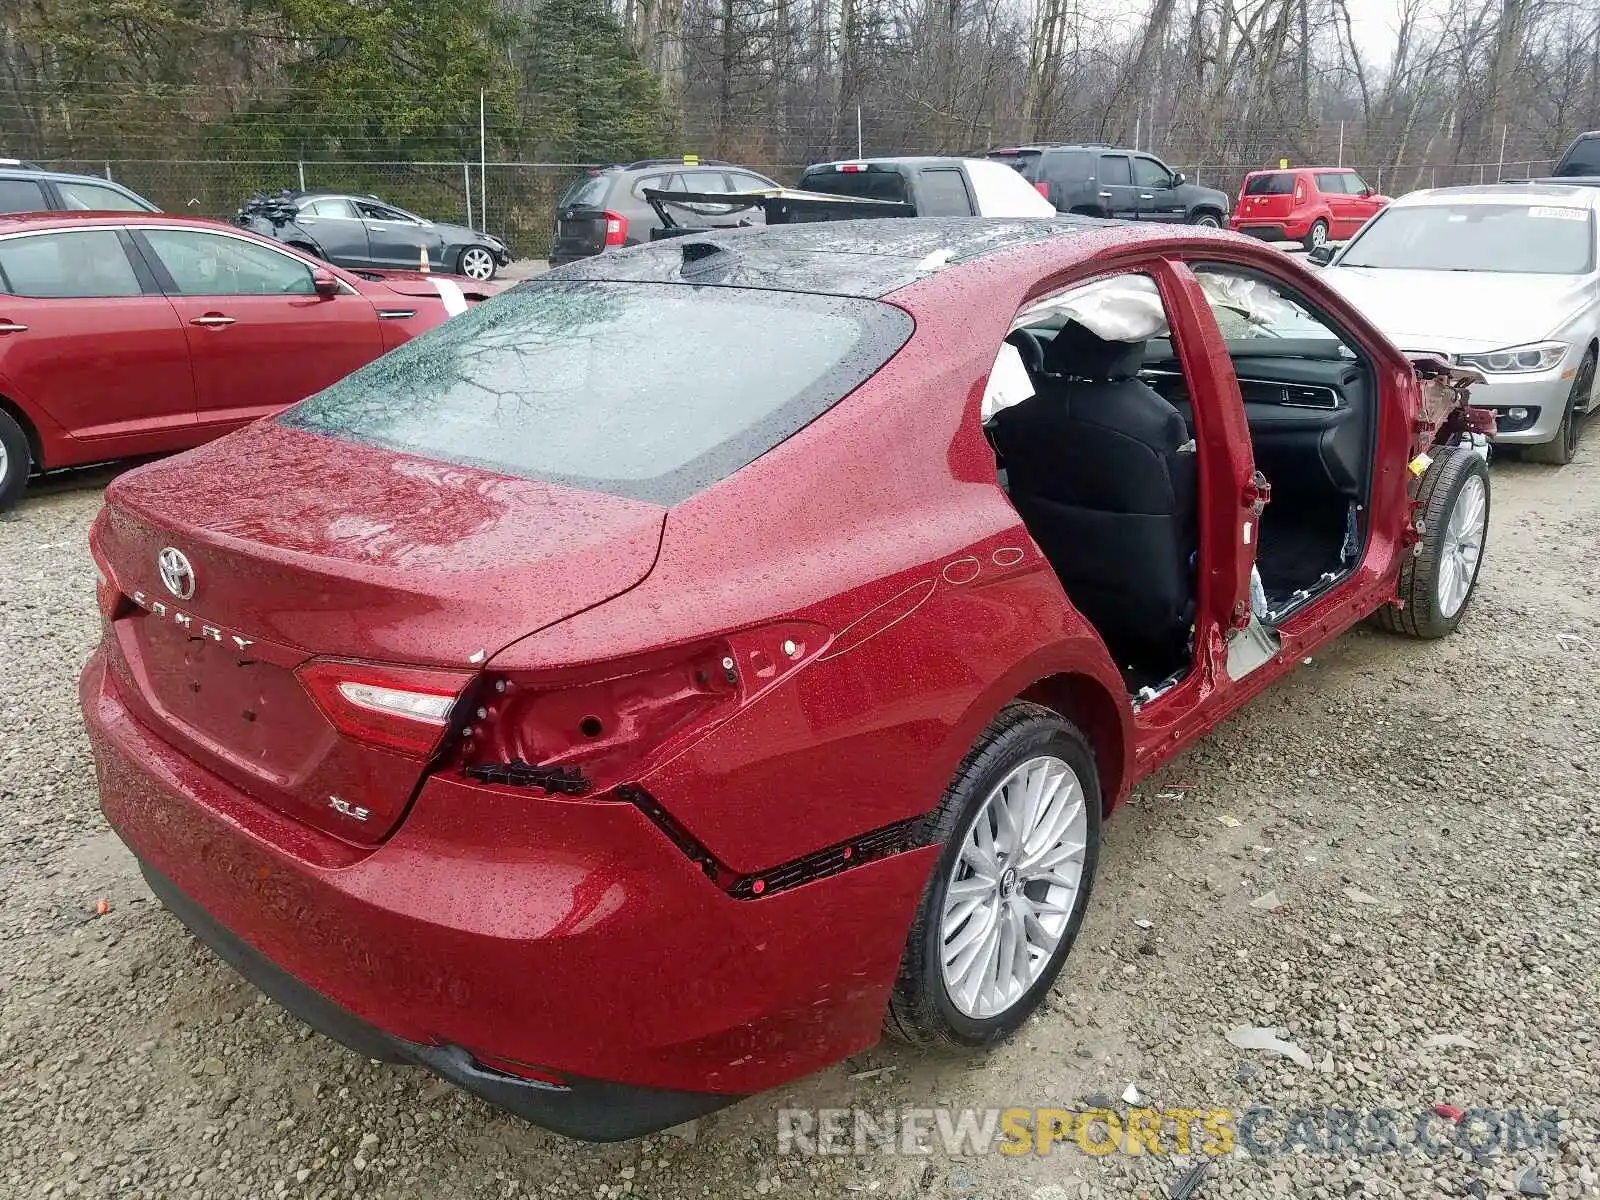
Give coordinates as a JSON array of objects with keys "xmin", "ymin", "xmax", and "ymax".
[{"xmin": 1, "ymin": 442, "xmax": 1597, "ymax": 1200}]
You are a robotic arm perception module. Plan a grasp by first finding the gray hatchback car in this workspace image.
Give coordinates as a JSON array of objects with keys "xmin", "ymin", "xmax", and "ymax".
[{"xmin": 550, "ymin": 158, "xmax": 779, "ymax": 265}]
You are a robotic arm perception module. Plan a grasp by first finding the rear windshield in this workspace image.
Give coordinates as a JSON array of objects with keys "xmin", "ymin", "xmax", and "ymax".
[
  {"xmin": 559, "ymin": 175, "xmax": 610, "ymax": 208},
  {"xmin": 281, "ymin": 281, "xmax": 914, "ymax": 506},
  {"xmin": 799, "ymin": 169, "xmax": 910, "ymax": 203},
  {"xmin": 985, "ymin": 151, "xmax": 1041, "ymax": 180},
  {"xmin": 1244, "ymin": 173, "xmax": 1295, "ymax": 196}
]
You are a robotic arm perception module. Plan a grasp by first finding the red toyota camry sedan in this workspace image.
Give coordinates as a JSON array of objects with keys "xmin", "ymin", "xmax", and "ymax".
[
  {"xmin": 0, "ymin": 213, "xmax": 485, "ymax": 509},
  {"xmin": 81, "ymin": 218, "xmax": 1494, "ymax": 1140}
]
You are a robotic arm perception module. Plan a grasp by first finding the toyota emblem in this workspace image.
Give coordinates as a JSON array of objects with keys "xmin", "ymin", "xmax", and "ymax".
[{"xmin": 157, "ymin": 547, "xmax": 196, "ymax": 600}]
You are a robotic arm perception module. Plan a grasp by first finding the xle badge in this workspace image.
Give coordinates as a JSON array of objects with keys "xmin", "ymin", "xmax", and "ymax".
[{"xmin": 329, "ymin": 796, "xmax": 370, "ymax": 822}]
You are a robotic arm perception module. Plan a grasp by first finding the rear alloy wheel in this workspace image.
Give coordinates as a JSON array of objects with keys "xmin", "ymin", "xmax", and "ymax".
[
  {"xmin": 885, "ymin": 702, "xmax": 1100, "ymax": 1048},
  {"xmin": 1375, "ymin": 445, "xmax": 1490, "ymax": 639},
  {"xmin": 0, "ymin": 407, "xmax": 29, "ymax": 512},
  {"xmin": 1303, "ymin": 218, "xmax": 1330, "ymax": 253},
  {"xmin": 457, "ymin": 246, "xmax": 497, "ymax": 281},
  {"xmin": 1525, "ymin": 347, "xmax": 1594, "ymax": 465},
  {"xmin": 1191, "ymin": 211, "xmax": 1223, "ymax": 228}
]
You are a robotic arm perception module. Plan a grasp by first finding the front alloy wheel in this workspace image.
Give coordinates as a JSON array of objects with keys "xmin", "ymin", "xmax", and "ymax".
[
  {"xmin": 457, "ymin": 246, "xmax": 498, "ymax": 281},
  {"xmin": 885, "ymin": 702, "xmax": 1101, "ymax": 1048},
  {"xmin": 1192, "ymin": 211, "xmax": 1222, "ymax": 228},
  {"xmin": 1375, "ymin": 445, "xmax": 1491, "ymax": 638}
]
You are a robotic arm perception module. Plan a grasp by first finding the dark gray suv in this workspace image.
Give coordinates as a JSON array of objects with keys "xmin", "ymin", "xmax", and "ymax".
[
  {"xmin": 985, "ymin": 144, "xmax": 1230, "ymax": 226},
  {"xmin": 551, "ymin": 158, "xmax": 779, "ymax": 265}
]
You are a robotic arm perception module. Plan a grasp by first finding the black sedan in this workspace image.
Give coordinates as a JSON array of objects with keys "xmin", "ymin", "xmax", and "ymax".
[{"xmin": 235, "ymin": 190, "xmax": 511, "ymax": 280}]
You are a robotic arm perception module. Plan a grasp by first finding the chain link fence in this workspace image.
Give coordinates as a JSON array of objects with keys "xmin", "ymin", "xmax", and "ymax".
[
  {"xmin": 41, "ymin": 152, "xmax": 1565, "ymax": 263},
  {"xmin": 43, "ymin": 159, "xmax": 618, "ymax": 261}
]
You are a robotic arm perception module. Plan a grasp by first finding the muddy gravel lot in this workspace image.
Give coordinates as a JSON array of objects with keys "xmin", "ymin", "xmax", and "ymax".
[{"xmin": 2, "ymin": 448, "xmax": 1597, "ymax": 1200}]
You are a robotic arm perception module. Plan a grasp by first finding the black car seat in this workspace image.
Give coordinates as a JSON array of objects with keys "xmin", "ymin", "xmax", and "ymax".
[{"xmin": 990, "ymin": 321, "xmax": 1197, "ymax": 674}]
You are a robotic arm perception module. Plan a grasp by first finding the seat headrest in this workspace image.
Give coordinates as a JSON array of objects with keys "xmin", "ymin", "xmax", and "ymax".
[{"xmin": 1043, "ymin": 322, "xmax": 1147, "ymax": 380}]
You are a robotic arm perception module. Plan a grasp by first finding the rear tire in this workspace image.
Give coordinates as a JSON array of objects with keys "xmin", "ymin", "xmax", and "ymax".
[
  {"xmin": 1524, "ymin": 348, "xmax": 1593, "ymax": 465},
  {"xmin": 0, "ymin": 408, "xmax": 31, "ymax": 512},
  {"xmin": 884, "ymin": 702, "xmax": 1101, "ymax": 1049},
  {"xmin": 1303, "ymin": 218, "xmax": 1330, "ymax": 252},
  {"xmin": 1374, "ymin": 446, "xmax": 1490, "ymax": 639}
]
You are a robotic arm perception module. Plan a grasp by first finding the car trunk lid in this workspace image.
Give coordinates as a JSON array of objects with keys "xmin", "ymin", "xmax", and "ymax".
[
  {"xmin": 96, "ymin": 422, "xmax": 666, "ymax": 844},
  {"xmin": 1240, "ymin": 172, "xmax": 1297, "ymax": 219},
  {"xmin": 552, "ymin": 173, "xmax": 613, "ymax": 259}
]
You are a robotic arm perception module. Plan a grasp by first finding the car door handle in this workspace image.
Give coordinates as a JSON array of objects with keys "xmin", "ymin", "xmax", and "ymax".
[
  {"xmin": 0, "ymin": 321, "xmax": 28, "ymax": 334},
  {"xmin": 1099, "ymin": 190, "xmax": 1113, "ymax": 199},
  {"xmin": 189, "ymin": 315, "xmax": 236, "ymax": 327},
  {"xmin": 1140, "ymin": 193, "xmax": 1154, "ymax": 199}
]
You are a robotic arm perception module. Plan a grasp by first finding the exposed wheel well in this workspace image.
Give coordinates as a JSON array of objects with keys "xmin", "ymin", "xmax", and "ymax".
[
  {"xmin": 1068, "ymin": 205, "xmax": 1105, "ymax": 218},
  {"xmin": 0, "ymin": 393, "xmax": 42, "ymax": 469},
  {"xmin": 1191, "ymin": 206, "xmax": 1224, "ymax": 221},
  {"xmin": 1017, "ymin": 672, "xmax": 1128, "ymax": 813}
]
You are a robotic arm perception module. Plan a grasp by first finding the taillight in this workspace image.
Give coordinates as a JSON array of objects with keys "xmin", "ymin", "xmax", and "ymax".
[
  {"xmin": 298, "ymin": 659, "xmax": 473, "ymax": 759},
  {"xmin": 87, "ymin": 513, "xmax": 118, "ymax": 619},
  {"xmin": 1034, "ymin": 180, "xmax": 1050, "ymax": 199},
  {"xmin": 837, "ymin": 163, "xmax": 868, "ymax": 173},
  {"xmin": 461, "ymin": 623, "xmax": 825, "ymax": 795},
  {"xmin": 1294, "ymin": 180, "xmax": 1305, "ymax": 203},
  {"xmin": 602, "ymin": 210, "xmax": 627, "ymax": 246}
]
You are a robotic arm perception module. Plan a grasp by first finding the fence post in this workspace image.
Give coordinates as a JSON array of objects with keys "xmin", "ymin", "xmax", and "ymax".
[
  {"xmin": 464, "ymin": 162, "xmax": 473, "ymax": 229},
  {"xmin": 1337, "ymin": 122, "xmax": 1344, "ymax": 167},
  {"xmin": 103, "ymin": 161, "xmax": 112, "ymax": 181},
  {"xmin": 297, "ymin": 161, "xmax": 306, "ymax": 191},
  {"xmin": 1497, "ymin": 125, "xmax": 1508, "ymax": 181}
]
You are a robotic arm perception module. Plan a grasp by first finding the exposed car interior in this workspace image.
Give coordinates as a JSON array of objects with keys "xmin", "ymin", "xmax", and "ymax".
[{"xmin": 984, "ymin": 270, "xmax": 1375, "ymax": 697}]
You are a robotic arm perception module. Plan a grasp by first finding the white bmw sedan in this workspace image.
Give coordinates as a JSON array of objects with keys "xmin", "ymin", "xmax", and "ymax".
[{"xmin": 1313, "ymin": 184, "xmax": 1600, "ymax": 464}]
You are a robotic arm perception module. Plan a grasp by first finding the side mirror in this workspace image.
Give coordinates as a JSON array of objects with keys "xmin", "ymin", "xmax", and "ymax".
[
  {"xmin": 312, "ymin": 267, "xmax": 340, "ymax": 297},
  {"xmin": 1171, "ymin": 171, "xmax": 1186, "ymax": 187},
  {"xmin": 1307, "ymin": 244, "xmax": 1335, "ymax": 266}
]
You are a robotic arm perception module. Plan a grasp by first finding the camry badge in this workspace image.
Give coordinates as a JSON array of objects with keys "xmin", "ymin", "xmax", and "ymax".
[{"xmin": 157, "ymin": 547, "xmax": 196, "ymax": 601}]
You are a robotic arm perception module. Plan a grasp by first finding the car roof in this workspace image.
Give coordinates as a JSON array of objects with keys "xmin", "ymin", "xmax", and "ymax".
[
  {"xmin": 1389, "ymin": 182, "xmax": 1600, "ymax": 208},
  {"xmin": 0, "ymin": 166, "xmax": 141, "ymax": 188},
  {"xmin": 1245, "ymin": 166, "xmax": 1352, "ymax": 174},
  {"xmin": 541, "ymin": 214, "xmax": 1247, "ymax": 300},
  {"xmin": 0, "ymin": 212, "xmax": 245, "ymax": 234},
  {"xmin": 804, "ymin": 156, "xmax": 989, "ymax": 172},
  {"xmin": 985, "ymin": 144, "xmax": 1120, "ymax": 153}
]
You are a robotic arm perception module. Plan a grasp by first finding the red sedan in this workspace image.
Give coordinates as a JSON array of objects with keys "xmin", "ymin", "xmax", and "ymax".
[
  {"xmin": 82, "ymin": 218, "xmax": 1493, "ymax": 1141},
  {"xmin": 0, "ymin": 213, "xmax": 483, "ymax": 508}
]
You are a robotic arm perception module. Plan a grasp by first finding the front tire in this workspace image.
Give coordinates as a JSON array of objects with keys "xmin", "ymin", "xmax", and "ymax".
[
  {"xmin": 1191, "ymin": 210, "xmax": 1223, "ymax": 228},
  {"xmin": 457, "ymin": 246, "xmax": 498, "ymax": 281},
  {"xmin": 1375, "ymin": 445, "xmax": 1490, "ymax": 639},
  {"xmin": 0, "ymin": 407, "xmax": 31, "ymax": 512},
  {"xmin": 1303, "ymin": 218, "xmax": 1330, "ymax": 252},
  {"xmin": 1524, "ymin": 347, "xmax": 1593, "ymax": 465},
  {"xmin": 885, "ymin": 702, "xmax": 1101, "ymax": 1048}
]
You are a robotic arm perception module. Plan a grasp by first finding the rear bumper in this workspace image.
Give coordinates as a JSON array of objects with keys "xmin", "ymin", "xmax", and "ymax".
[
  {"xmin": 81, "ymin": 647, "xmax": 930, "ymax": 1136},
  {"xmin": 138, "ymin": 856, "xmax": 734, "ymax": 1141},
  {"xmin": 1229, "ymin": 218, "xmax": 1310, "ymax": 240}
]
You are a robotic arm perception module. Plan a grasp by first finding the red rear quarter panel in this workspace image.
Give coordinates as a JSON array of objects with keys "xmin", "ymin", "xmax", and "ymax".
[{"xmin": 492, "ymin": 253, "xmax": 1135, "ymax": 873}]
